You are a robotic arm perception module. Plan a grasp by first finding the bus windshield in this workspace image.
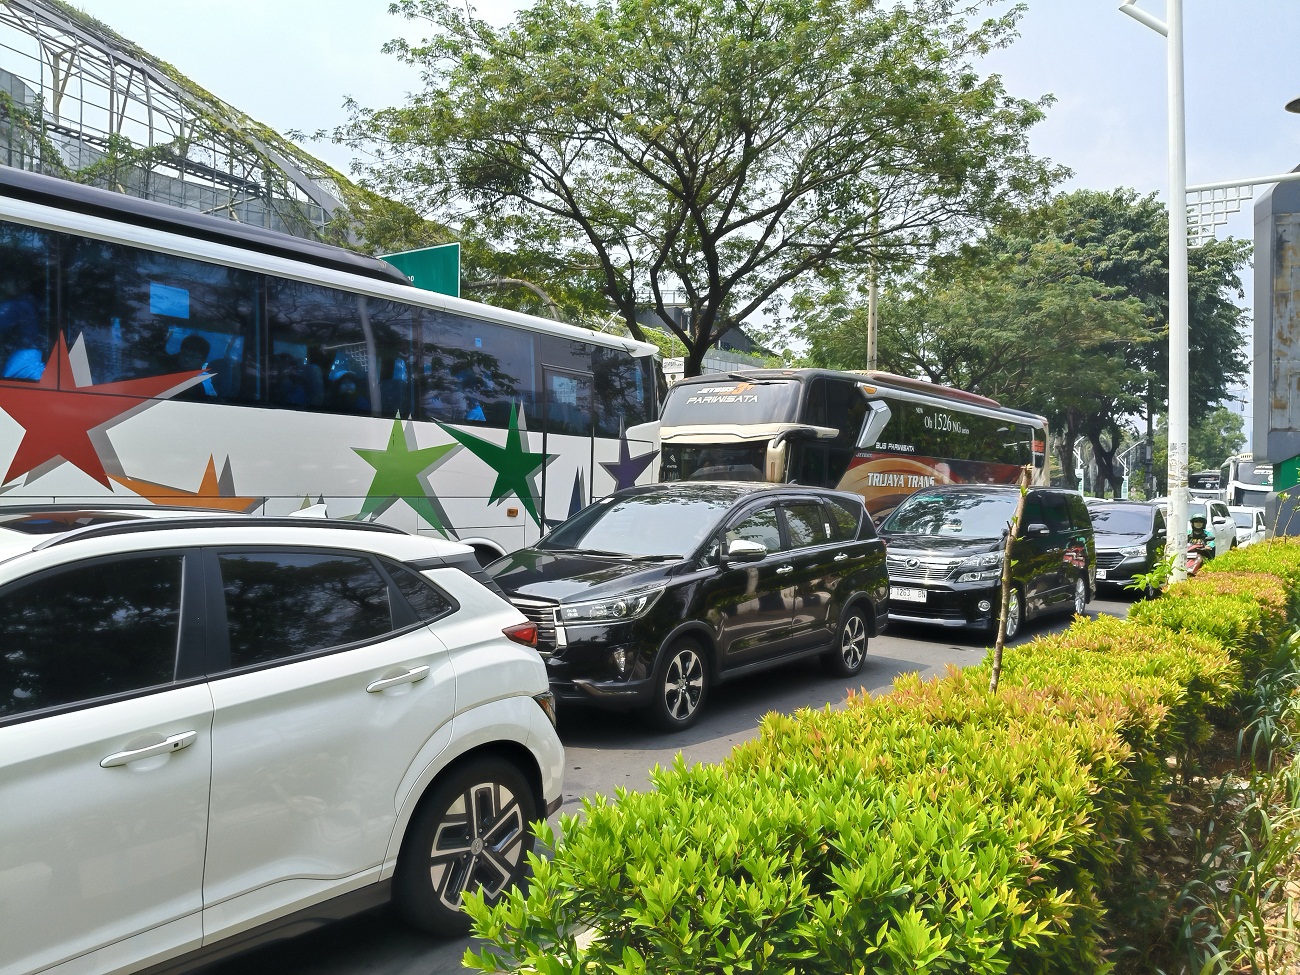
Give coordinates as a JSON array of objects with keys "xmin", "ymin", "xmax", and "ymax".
[{"xmin": 660, "ymin": 379, "xmax": 801, "ymax": 426}]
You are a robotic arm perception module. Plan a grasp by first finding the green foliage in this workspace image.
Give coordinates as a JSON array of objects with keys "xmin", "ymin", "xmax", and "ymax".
[
  {"xmin": 464, "ymin": 542, "xmax": 1300, "ymax": 975},
  {"xmin": 793, "ymin": 188, "xmax": 1251, "ymax": 492},
  {"xmin": 1126, "ymin": 553, "xmax": 1174, "ymax": 596},
  {"xmin": 342, "ymin": 0, "xmax": 1062, "ymax": 373},
  {"xmin": 1150, "ymin": 408, "xmax": 1247, "ymax": 483}
]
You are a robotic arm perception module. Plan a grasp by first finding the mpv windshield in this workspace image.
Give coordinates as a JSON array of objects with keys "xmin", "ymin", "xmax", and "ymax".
[
  {"xmin": 1089, "ymin": 506, "xmax": 1154, "ymax": 536},
  {"xmin": 881, "ymin": 493, "xmax": 1018, "ymax": 539},
  {"xmin": 540, "ymin": 494, "xmax": 734, "ymax": 558}
]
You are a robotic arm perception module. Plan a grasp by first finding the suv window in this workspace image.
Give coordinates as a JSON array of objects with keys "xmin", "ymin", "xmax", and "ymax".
[
  {"xmin": 0, "ymin": 554, "xmax": 183, "ymax": 718},
  {"xmin": 783, "ymin": 502, "xmax": 829, "ymax": 548},
  {"xmin": 726, "ymin": 505, "xmax": 783, "ymax": 554},
  {"xmin": 1042, "ymin": 494, "xmax": 1071, "ymax": 534},
  {"xmin": 218, "ymin": 550, "xmax": 393, "ymax": 668},
  {"xmin": 1065, "ymin": 494, "xmax": 1093, "ymax": 531},
  {"xmin": 386, "ymin": 563, "xmax": 455, "ymax": 623},
  {"xmin": 825, "ymin": 497, "xmax": 864, "ymax": 541}
]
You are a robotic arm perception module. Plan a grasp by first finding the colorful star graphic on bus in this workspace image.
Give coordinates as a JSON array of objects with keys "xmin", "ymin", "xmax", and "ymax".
[
  {"xmin": 111, "ymin": 456, "xmax": 260, "ymax": 512},
  {"xmin": 437, "ymin": 403, "xmax": 553, "ymax": 527},
  {"xmin": 0, "ymin": 333, "xmax": 208, "ymax": 487},
  {"xmin": 353, "ymin": 417, "xmax": 460, "ymax": 534},
  {"xmin": 599, "ymin": 424, "xmax": 660, "ymax": 491}
]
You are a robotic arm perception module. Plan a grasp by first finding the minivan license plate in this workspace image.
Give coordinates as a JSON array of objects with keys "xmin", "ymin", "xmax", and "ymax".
[
  {"xmin": 1095, "ymin": 569, "xmax": 1107, "ymax": 580},
  {"xmin": 890, "ymin": 586, "xmax": 927, "ymax": 604}
]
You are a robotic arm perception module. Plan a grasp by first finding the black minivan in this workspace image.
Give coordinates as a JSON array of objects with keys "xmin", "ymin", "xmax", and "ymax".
[
  {"xmin": 878, "ymin": 485, "xmax": 1095, "ymax": 639},
  {"xmin": 488, "ymin": 482, "xmax": 888, "ymax": 730}
]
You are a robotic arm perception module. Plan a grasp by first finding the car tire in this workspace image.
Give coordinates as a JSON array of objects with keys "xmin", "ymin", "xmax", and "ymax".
[
  {"xmin": 393, "ymin": 758, "xmax": 537, "ymax": 937},
  {"xmin": 1072, "ymin": 575, "xmax": 1088, "ymax": 616},
  {"xmin": 646, "ymin": 639, "xmax": 709, "ymax": 731},
  {"xmin": 822, "ymin": 604, "xmax": 869, "ymax": 677},
  {"xmin": 999, "ymin": 585, "xmax": 1023, "ymax": 641}
]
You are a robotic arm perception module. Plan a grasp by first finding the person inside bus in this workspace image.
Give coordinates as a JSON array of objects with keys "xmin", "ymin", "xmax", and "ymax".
[
  {"xmin": 328, "ymin": 371, "xmax": 370, "ymax": 414},
  {"xmin": 0, "ymin": 290, "xmax": 45, "ymax": 381},
  {"xmin": 162, "ymin": 333, "xmax": 217, "ymax": 399}
]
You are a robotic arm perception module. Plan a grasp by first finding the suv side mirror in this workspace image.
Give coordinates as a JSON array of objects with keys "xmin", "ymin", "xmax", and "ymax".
[
  {"xmin": 726, "ymin": 539, "xmax": 768, "ymax": 564},
  {"xmin": 1024, "ymin": 522, "xmax": 1049, "ymax": 535}
]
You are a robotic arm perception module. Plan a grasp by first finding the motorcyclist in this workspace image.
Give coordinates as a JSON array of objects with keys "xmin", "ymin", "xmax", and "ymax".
[{"xmin": 1187, "ymin": 514, "xmax": 1215, "ymax": 565}]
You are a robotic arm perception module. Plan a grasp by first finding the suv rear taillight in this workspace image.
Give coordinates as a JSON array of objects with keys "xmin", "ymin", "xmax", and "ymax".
[{"xmin": 503, "ymin": 622, "xmax": 538, "ymax": 647}]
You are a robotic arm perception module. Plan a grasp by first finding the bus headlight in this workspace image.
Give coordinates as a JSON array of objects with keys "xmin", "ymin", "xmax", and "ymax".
[
  {"xmin": 956, "ymin": 552, "xmax": 1003, "ymax": 583},
  {"xmin": 558, "ymin": 585, "xmax": 667, "ymax": 624}
]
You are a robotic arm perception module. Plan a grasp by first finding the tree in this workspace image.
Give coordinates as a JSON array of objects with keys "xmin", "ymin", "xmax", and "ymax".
[
  {"xmin": 793, "ymin": 187, "xmax": 1251, "ymax": 492},
  {"xmin": 1152, "ymin": 407, "xmax": 1246, "ymax": 481},
  {"xmin": 796, "ymin": 235, "xmax": 1150, "ymax": 490},
  {"xmin": 338, "ymin": 0, "xmax": 1061, "ymax": 375}
]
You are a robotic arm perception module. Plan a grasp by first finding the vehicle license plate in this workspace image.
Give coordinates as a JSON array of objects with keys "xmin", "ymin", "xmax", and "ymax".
[
  {"xmin": 890, "ymin": 586, "xmax": 927, "ymax": 604},
  {"xmin": 1095, "ymin": 569, "xmax": 1107, "ymax": 580}
]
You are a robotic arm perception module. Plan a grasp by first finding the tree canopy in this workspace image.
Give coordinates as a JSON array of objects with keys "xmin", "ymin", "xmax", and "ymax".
[
  {"xmin": 796, "ymin": 188, "xmax": 1251, "ymax": 492},
  {"xmin": 339, "ymin": 0, "xmax": 1060, "ymax": 373}
]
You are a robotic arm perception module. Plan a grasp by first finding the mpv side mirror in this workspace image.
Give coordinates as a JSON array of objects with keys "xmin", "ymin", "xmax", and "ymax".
[
  {"xmin": 1024, "ymin": 522, "xmax": 1049, "ymax": 536},
  {"xmin": 726, "ymin": 539, "xmax": 768, "ymax": 564}
]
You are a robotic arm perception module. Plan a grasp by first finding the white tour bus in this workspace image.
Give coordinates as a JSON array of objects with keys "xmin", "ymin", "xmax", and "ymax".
[
  {"xmin": 0, "ymin": 167, "xmax": 660, "ymax": 563},
  {"xmin": 659, "ymin": 368, "xmax": 1048, "ymax": 520}
]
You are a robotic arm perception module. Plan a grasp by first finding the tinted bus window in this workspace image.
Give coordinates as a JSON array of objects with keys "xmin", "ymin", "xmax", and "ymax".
[
  {"xmin": 416, "ymin": 308, "xmax": 536, "ymax": 429},
  {"xmin": 267, "ymin": 278, "xmax": 375, "ymax": 414},
  {"xmin": 594, "ymin": 347, "xmax": 652, "ymax": 436},
  {"xmin": 0, "ymin": 221, "xmax": 54, "ymax": 384},
  {"xmin": 873, "ymin": 397, "xmax": 1033, "ymax": 465},
  {"xmin": 368, "ymin": 298, "xmax": 417, "ymax": 420},
  {"xmin": 64, "ymin": 236, "xmax": 261, "ymax": 402}
]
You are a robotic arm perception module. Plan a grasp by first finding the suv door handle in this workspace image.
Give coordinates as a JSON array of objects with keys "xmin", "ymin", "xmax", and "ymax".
[
  {"xmin": 101, "ymin": 731, "xmax": 197, "ymax": 768},
  {"xmin": 367, "ymin": 666, "xmax": 430, "ymax": 693},
  {"xmin": 775, "ymin": 565, "xmax": 793, "ymax": 575},
  {"xmin": 834, "ymin": 553, "xmax": 850, "ymax": 562}
]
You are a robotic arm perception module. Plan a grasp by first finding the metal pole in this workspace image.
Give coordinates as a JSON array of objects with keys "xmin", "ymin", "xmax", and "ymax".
[
  {"xmin": 867, "ymin": 274, "xmax": 878, "ymax": 370},
  {"xmin": 1166, "ymin": 0, "xmax": 1189, "ymax": 582}
]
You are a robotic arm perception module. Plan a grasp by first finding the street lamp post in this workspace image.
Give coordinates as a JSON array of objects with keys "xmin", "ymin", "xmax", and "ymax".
[{"xmin": 1121, "ymin": 0, "xmax": 1189, "ymax": 580}]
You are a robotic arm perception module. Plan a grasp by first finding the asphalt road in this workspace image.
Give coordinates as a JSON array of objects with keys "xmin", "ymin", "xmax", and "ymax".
[{"xmin": 197, "ymin": 593, "xmax": 1136, "ymax": 975}]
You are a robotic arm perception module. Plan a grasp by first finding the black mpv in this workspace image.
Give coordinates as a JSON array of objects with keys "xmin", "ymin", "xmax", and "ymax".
[
  {"xmin": 878, "ymin": 484, "xmax": 1095, "ymax": 639},
  {"xmin": 1087, "ymin": 500, "xmax": 1167, "ymax": 596},
  {"xmin": 487, "ymin": 483, "xmax": 888, "ymax": 730}
]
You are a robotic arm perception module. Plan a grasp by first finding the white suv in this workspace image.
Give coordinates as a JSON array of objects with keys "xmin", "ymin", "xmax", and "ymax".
[{"xmin": 0, "ymin": 509, "xmax": 563, "ymax": 975}]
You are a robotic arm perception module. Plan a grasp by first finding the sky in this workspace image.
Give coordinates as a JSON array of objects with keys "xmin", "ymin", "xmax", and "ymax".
[{"xmin": 62, "ymin": 0, "xmax": 1300, "ymax": 437}]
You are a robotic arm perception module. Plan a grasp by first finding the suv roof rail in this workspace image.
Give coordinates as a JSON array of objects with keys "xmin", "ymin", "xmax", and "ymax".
[{"xmin": 33, "ymin": 516, "xmax": 407, "ymax": 550}]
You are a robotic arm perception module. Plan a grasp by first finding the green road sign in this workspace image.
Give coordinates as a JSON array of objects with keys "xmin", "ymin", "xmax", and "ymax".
[{"xmin": 381, "ymin": 243, "xmax": 460, "ymax": 297}]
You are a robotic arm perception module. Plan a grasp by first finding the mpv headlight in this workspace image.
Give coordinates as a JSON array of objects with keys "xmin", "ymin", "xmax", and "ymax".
[
  {"xmin": 558, "ymin": 585, "xmax": 667, "ymax": 624},
  {"xmin": 1119, "ymin": 544, "xmax": 1146, "ymax": 558},
  {"xmin": 956, "ymin": 552, "xmax": 1002, "ymax": 583}
]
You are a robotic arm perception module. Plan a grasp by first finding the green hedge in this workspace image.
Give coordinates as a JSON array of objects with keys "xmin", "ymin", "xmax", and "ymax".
[{"xmin": 465, "ymin": 541, "xmax": 1300, "ymax": 975}]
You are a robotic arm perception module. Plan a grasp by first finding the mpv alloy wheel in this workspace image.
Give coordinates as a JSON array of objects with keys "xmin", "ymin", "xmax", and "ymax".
[
  {"xmin": 1073, "ymin": 575, "xmax": 1088, "ymax": 616},
  {"xmin": 1000, "ymin": 586, "xmax": 1023, "ymax": 641},
  {"xmin": 394, "ymin": 758, "xmax": 536, "ymax": 936},
  {"xmin": 822, "ymin": 606, "xmax": 868, "ymax": 677},
  {"xmin": 648, "ymin": 640, "xmax": 708, "ymax": 731}
]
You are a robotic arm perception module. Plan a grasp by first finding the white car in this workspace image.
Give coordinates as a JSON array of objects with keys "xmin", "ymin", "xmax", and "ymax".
[
  {"xmin": 1229, "ymin": 505, "xmax": 1266, "ymax": 547},
  {"xmin": 1148, "ymin": 497, "xmax": 1238, "ymax": 557},
  {"xmin": 0, "ymin": 508, "xmax": 563, "ymax": 975}
]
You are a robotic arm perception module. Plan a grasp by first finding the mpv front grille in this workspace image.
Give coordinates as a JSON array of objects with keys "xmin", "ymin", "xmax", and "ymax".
[
  {"xmin": 886, "ymin": 554, "xmax": 960, "ymax": 583},
  {"xmin": 509, "ymin": 597, "xmax": 558, "ymax": 653},
  {"xmin": 1095, "ymin": 551, "xmax": 1126, "ymax": 570}
]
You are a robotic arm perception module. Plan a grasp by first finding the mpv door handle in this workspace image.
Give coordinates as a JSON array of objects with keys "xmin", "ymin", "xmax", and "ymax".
[
  {"xmin": 366, "ymin": 666, "xmax": 430, "ymax": 694},
  {"xmin": 775, "ymin": 565, "xmax": 793, "ymax": 575},
  {"xmin": 101, "ymin": 731, "xmax": 197, "ymax": 768},
  {"xmin": 834, "ymin": 553, "xmax": 850, "ymax": 562}
]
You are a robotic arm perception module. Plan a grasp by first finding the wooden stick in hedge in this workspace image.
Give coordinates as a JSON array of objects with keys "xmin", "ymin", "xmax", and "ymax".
[{"xmin": 989, "ymin": 465, "xmax": 1032, "ymax": 694}]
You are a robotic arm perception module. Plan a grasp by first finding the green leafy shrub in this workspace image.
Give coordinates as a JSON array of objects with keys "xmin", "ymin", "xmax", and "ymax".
[{"xmin": 464, "ymin": 543, "xmax": 1300, "ymax": 975}]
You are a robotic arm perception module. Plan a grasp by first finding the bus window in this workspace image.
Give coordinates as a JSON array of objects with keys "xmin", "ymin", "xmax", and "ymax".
[
  {"xmin": 266, "ymin": 278, "xmax": 376, "ymax": 414},
  {"xmin": 0, "ymin": 221, "xmax": 54, "ymax": 383},
  {"xmin": 593, "ymin": 347, "xmax": 652, "ymax": 436},
  {"xmin": 417, "ymin": 309, "xmax": 535, "ymax": 428},
  {"xmin": 63, "ymin": 236, "xmax": 261, "ymax": 402},
  {"xmin": 367, "ymin": 298, "xmax": 417, "ymax": 420}
]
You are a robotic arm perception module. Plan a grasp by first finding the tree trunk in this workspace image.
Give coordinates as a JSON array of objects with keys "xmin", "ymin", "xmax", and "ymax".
[
  {"xmin": 683, "ymin": 343, "xmax": 707, "ymax": 378},
  {"xmin": 1087, "ymin": 430, "xmax": 1123, "ymax": 498},
  {"xmin": 989, "ymin": 465, "xmax": 1032, "ymax": 694}
]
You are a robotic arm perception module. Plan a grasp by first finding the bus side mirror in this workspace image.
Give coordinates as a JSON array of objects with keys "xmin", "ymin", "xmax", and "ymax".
[{"xmin": 855, "ymin": 400, "xmax": 892, "ymax": 450}]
